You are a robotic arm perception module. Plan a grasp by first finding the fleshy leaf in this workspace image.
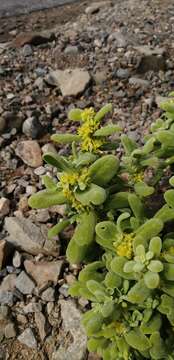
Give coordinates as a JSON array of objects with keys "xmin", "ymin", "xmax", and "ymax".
[
  {"xmin": 144, "ymin": 271, "xmax": 160, "ymax": 289},
  {"xmin": 68, "ymin": 108, "xmax": 83, "ymax": 121},
  {"xmin": 124, "ymin": 329, "xmax": 151, "ymax": 351},
  {"xmin": 72, "ymin": 211, "xmax": 97, "ymax": 246},
  {"xmin": 134, "ymin": 181, "xmax": 154, "ymax": 198},
  {"xmin": 127, "ymin": 279, "xmax": 151, "ymax": 303},
  {"xmin": 94, "ymin": 124, "xmax": 121, "ymax": 137},
  {"xmin": 51, "ymin": 133, "xmax": 80, "ymax": 144},
  {"xmin": 164, "ymin": 189, "xmax": 174, "ymax": 208},
  {"xmin": 42, "ymin": 175, "xmax": 57, "ymax": 190},
  {"xmin": 89, "ymin": 155, "xmax": 119, "ymax": 187},
  {"xmin": 128, "ymin": 193, "xmax": 145, "ymax": 219},
  {"xmin": 75, "ymin": 183, "xmax": 106, "ymax": 206},
  {"xmin": 48, "ymin": 219, "xmax": 70, "ymax": 239},
  {"xmin": 43, "ymin": 152, "xmax": 71, "ymax": 171},
  {"xmin": 28, "ymin": 189, "xmax": 66, "ymax": 209},
  {"xmin": 94, "ymin": 104, "xmax": 112, "ymax": 122}
]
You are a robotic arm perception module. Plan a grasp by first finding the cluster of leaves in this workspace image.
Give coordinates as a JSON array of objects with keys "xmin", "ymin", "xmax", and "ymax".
[{"xmin": 29, "ymin": 97, "xmax": 174, "ymax": 359}]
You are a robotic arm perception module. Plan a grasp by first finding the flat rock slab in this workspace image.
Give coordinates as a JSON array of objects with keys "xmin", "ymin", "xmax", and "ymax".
[
  {"xmin": 4, "ymin": 217, "xmax": 59, "ymax": 256},
  {"xmin": 0, "ymin": 0, "xmax": 78, "ymax": 18}
]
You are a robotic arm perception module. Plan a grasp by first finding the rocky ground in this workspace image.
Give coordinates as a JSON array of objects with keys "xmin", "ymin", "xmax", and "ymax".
[{"xmin": 0, "ymin": 0, "xmax": 174, "ymax": 358}]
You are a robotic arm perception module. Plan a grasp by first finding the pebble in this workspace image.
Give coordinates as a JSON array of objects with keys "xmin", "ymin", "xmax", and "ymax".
[
  {"xmin": 12, "ymin": 251, "xmax": 22, "ymax": 268},
  {"xmin": 22, "ymin": 116, "xmax": 44, "ymax": 139},
  {"xmin": 24, "ymin": 259, "xmax": 63, "ymax": 289},
  {"xmin": 5, "ymin": 322, "xmax": 16, "ymax": 338},
  {"xmin": 34, "ymin": 312, "xmax": 47, "ymax": 341},
  {"xmin": 129, "ymin": 77, "xmax": 150, "ymax": 88},
  {"xmin": 42, "ymin": 143, "xmax": 57, "ymax": 155},
  {"xmin": 64, "ymin": 45, "xmax": 79, "ymax": 55},
  {"xmin": 15, "ymin": 140, "xmax": 43, "ymax": 167},
  {"xmin": 34, "ymin": 166, "xmax": 46, "ymax": 176},
  {"xmin": 18, "ymin": 328, "xmax": 37, "ymax": 349},
  {"xmin": 0, "ymin": 197, "xmax": 10, "ymax": 217},
  {"xmin": 41, "ymin": 287, "xmax": 55, "ymax": 302},
  {"xmin": 22, "ymin": 44, "xmax": 33, "ymax": 57},
  {"xmin": 15, "ymin": 271, "xmax": 35, "ymax": 295}
]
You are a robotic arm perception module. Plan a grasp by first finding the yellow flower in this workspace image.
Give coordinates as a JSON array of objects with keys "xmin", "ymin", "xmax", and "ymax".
[
  {"xmin": 60, "ymin": 169, "xmax": 89, "ymax": 211},
  {"xmin": 114, "ymin": 321, "xmax": 126, "ymax": 336},
  {"xmin": 114, "ymin": 233, "xmax": 134, "ymax": 259},
  {"xmin": 131, "ymin": 171, "xmax": 144, "ymax": 183},
  {"xmin": 78, "ymin": 107, "xmax": 104, "ymax": 152}
]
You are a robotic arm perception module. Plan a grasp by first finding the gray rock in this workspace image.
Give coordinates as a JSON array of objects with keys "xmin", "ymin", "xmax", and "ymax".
[
  {"xmin": 18, "ymin": 328, "xmax": 37, "ymax": 349},
  {"xmin": 0, "ymin": 291, "xmax": 14, "ymax": 306},
  {"xmin": 85, "ymin": 1, "xmax": 112, "ymax": 15},
  {"xmin": 4, "ymin": 216, "xmax": 59, "ymax": 256},
  {"xmin": 93, "ymin": 70, "xmax": 107, "ymax": 84},
  {"xmin": 134, "ymin": 46, "xmax": 166, "ymax": 73},
  {"xmin": 15, "ymin": 271, "xmax": 35, "ymax": 295},
  {"xmin": 4, "ymin": 322, "xmax": 16, "ymax": 338},
  {"xmin": 22, "ymin": 44, "xmax": 33, "ymax": 57},
  {"xmin": 46, "ymin": 68, "xmax": 91, "ymax": 97},
  {"xmin": 23, "ymin": 302, "xmax": 42, "ymax": 314},
  {"xmin": 13, "ymin": 251, "xmax": 22, "ymax": 268},
  {"xmin": 22, "ymin": 116, "xmax": 44, "ymax": 139},
  {"xmin": 34, "ymin": 312, "xmax": 47, "ymax": 341},
  {"xmin": 108, "ymin": 31, "xmax": 127, "ymax": 47},
  {"xmin": 41, "ymin": 287, "xmax": 55, "ymax": 302},
  {"xmin": 129, "ymin": 77, "xmax": 150, "ymax": 88},
  {"xmin": 64, "ymin": 45, "xmax": 78, "ymax": 55},
  {"xmin": 52, "ymin": 300, "xmax": 87, "ymax": 360},
  {"xmin": 116, "ymin": 68, "xmax": 130, "ymax": 79}
]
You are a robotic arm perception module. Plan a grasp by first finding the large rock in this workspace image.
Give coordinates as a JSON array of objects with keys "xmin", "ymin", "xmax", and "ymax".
[
  {"xmin": 15, "ymin": 140, "xmax": 43, "ymax": 167},
  {"xmin": 46, "ymin": 68, "xmax": 91, "ymax": 97},
  {"xmin": 13, "ymin": 31, "xmax": 55, "ymax": 48},
  {"xmin": 52, "ymin": 300, "xmax": 87, "ymax": 360},
  {"xmin": 24, "ymin": 259, "xmax": 63, "ymax": 289},
  {"xmin": 4, "ymin": 217, "xmax": 59, "ymax": 256}
]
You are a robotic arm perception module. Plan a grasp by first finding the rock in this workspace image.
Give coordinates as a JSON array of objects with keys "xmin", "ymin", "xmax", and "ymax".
[
  {"xmin": 4, "ymin": 322, "xmax": 16, "ymax": 338},
  {"xmin": 116, "ymin": 68, "xmax": 130, "ymax": 79},
  {"xmin": 34, "ymin": 312, "xmax": 47, "ymax": 341},
  {"xmin": 5, "ymin": 217, "xmax": 59, "ymax": 256},
  {"xmin": 129, "ymin": 77, "xmax": 150, "ymax": 88},
  {"xmin": 22, "ymin": 117, "xmax": 44, "ymax": 139},
  {"xmin": 64, "ymin": 45, "xmax": 79, "ymax": 55},
  {"xmin": 24, "ymin": 259, "xmax": 63, "ymax": 289},
  {"xmin": 85, "ymin": 2, "xmax": 112, "ymax": 15},
  {"xmin": 0, "ymin": 274, "xmax": 16, "ymax": 292},
  {"xmin": 52, "ymin": 300, "xmax": 87, "ymax": 360},
  {"xmin": 1, "ymin": 111, "xmax": 24, "ymax": 133},
  {"xmin": 0, "ymin": 197, "xmax": 10, "ymax": 217},
  {"xmin": 0, "ymin": 240, "xmax": 9, "ymax": 270},
  {"xmin": 0, "ymin": 291, "xmax": 14, "ymax": 306},
  {"xmin": 35, "ymin": 209, "xmax": 50, "ymax": 223},
  {"xmin": 34, "ymin": 166, "xmax": 46, "ymax": 176},
  {"xmin": 18, "ymin": 328, "xmax": 37, "ymax": 349},
  {"xmin": 108, "ymin": 31, "xmax": 127, "ymax": 47},
  {"xmin": 22, "ymin": 44, "xmax": 33, "ymax": 57},
  {"xmin": 23, "ymin": 302, "xmax": 42, "ymax": 314},
  {"xmin": 46, "ymin": 69, "xmax": 91, "ymax": 97},
  {"xmin": 41, "ymin": 287, "xmax": 55, "ymax": 302},
  {"xmin": 15, "ymin": 271, "xmax": 35, "ymax": 295},
  {"xmin": 0, "ymin": 305, "xmax": 9, "ymax": 320},
  {"xmin": 13, "ymin": 31, "xmax": 55, "ymax": 47},
  {"xmin": 93, "ymin": 70, "xmax": 107, "ymax": 85},
  {"xmin": 15, "ymin": 140, "xmax": 43, "ymax": 167},
  {"xmin": 41, "ymin": 143, "xmax": 57, "ymax": 155},
  {"xmin": 13, "ymin": 251, "xmax": 22, "ymax": 268},
  {"xmin": 134, "ymin": 46, "xmax": 166, "ymax": 73}
]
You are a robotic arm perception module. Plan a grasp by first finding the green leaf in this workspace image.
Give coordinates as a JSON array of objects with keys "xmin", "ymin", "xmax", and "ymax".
[
  {"xmin": 163, "ymin": 263, "xmax": 174, "ymax": 281},
  {"xmin": 42, "ymin": 175, "xmax": 57, "ymax": 190},
  {"xmin": 51, "ymin": 133, "xmax": 80, "ymax": 144},
  {"xmin": 75, "ymin": 183, "xmax": 106, "ymax": 206},
  {"xmin": 48, "ymin": 219, "xmax": 70, "ymax": 239},
  {"xmin": 157, "ymin": 130, "xmax": 174, "ymax": 148},
  {"xmin": 43, "ymin": 152, "xmax": 71, "ymax": 171},
  {"xmin": 147, "ymin": 260, "xmax": 163, "ymax": 273},
  {"xmin": 75, "ymin": 152, "xmax": 97, "ymax": 167},
  {"xmin": 94, "ymin": 124, "xmax": 121, "ymax": 137},
  {"xmin": 28, "ymin": 189, "xmax": 66, "ymax": 209},
  {"xmin": 72, "ymin": 211, "xmax": 96, "ymax": 246},
  {"xmin": 134, "ymin": 181, "xmax": 154, "ymax": 197},
  {"xmin": 94, "ymin": 104, "xmax": 112, "ymax": 122},
  {"xmin": 66, "ymin": 238, "xmax": 88, "ymax": 264},
  {"xmin": 104, "ymin": 272, "xmax": 122, "ymax": 289},
  {"xmin": 149, "ymin": 237, "xmax": 162, "ymax": 257},
  {"xmin": 124, "ymin": 329, "xmax": 150, "ymax": 351},
  {"xmin": 127, "ymin": 279, "xmax": 151, "ymax": 303},
  {"xmin": 111, "ymin": 257, "xmax": 135, "ymax": 280},
  {"xmin": 89, "ymin": 155, "xmax": 119, "ymax": 187},
  {"xmin": 105, "ymin": 192, "xmax": 129, "ymax": 210},
  {"xmin": 96, "ymin": 221, "xmax": 117, "ymax": 242},
  {"xmin": 149, "ymin": 332, "xmax": 166, "ymax": 359},
  {"xmin": 155, "ymin": 204, "xmax": 174, "ymax": 223},
  {"xmin": 121, "ymin": 134, "xmax": 137, "ymax": 155},
  {"xmin": 164, "ymin": 189, "xmax": 174, "ymax": 208},
  {"xmin": 128, "ymin": 193, "xmax": 145, "ymax": 219},
  {"xmin": 68, "ymin": 108, "xmax": 83, "ymax": 121},
  {"xmin": 144, "ymin": 271, "xmax": 160, "ymax": 289},
  {"xmin": 135, "ymin": 219, "xmax": 163, "ymax": 243},
  {"xmin": 140, "ymin": 314, "xmax": 162, "ymax": 335}
]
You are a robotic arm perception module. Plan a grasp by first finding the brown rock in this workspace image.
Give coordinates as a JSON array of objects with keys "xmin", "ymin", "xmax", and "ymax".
[
  {"xmin": 0, "ymin": 197, "xmax": 10, "ymax": 217},
  {"xmin": 0, "ymin": 274, "xmax": 17, "ymax": 292},
  {"xmin": 24, "ymin": 259, "xmax": 63, "ymax": 289},
  {"xmin": 34, "ymin": 312, "xmax": 47, "ymax": 341},
  {"xmin": 0, "ymin": 240, "xmax": 9, "ymax": 270},
  {"xmin": 15, "ymin": 140, "xmax": 42, "ymax": 168},
  {"xmin": 13, "ymin": 31, "xmax": 55, "ymax": 48}
]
